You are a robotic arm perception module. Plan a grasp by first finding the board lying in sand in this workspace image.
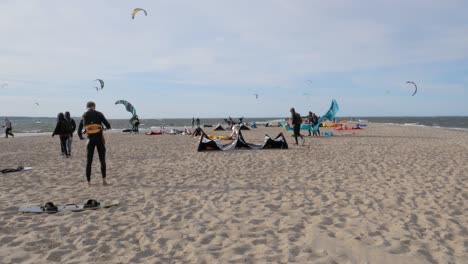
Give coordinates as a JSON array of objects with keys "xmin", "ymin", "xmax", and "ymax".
[
  {"xmin": 146, "ymin": 130, "xmax": 162, "ymax": 135},
  {"xmin": 70, "ymin": 199, "xmax": 119, "ymax": 212},
  {"xmin": 18, "ymin": 200, "xmax": 119, "ymax": 214},
  {"xmin": 1, "ymin": 166, "xmax": 32, "ymax": 174}
]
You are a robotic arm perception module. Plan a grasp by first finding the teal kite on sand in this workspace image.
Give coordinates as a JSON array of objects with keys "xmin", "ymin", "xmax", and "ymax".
[
  {"xmin": 311, "ymin": 99, "xmax": 339, "ymax": 132},
  {"xmin": 281, "ymin": 99, "xmax": 339, "ymax": 133}
]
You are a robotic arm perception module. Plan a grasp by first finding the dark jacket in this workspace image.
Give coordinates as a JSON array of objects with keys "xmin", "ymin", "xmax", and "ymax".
[
  {"xmin": 292, "ymin": 112, "xmax": 302, "ymax": 126},
  {"xmin": 78, "ymin": 109, "xmax": 111, "ymax": 140},
  {"xmin": 52, "ymin": 120, "xmax": 71, "ymax": 137},
  {"xmin": 66, "ymin": 118, "xmax": 77, "ymax": 136}
]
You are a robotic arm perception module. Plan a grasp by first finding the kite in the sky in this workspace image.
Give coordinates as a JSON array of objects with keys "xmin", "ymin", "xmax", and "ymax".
[
  {"xmin": 253, "ymin": 94, "xmax": 259, "ymax": 99},
  {"xmin": 406, "ymin": 81, "xmax": 418, "ymax": 96},
  {"xmin": 95, "ymin": 79, "xmax": 104, "ymax": 90},
  {"xmin": 115, "ymin": 100, "xmax": 137, "ymax": 117},
  {"xmin": 1, "ymin": 82, "xmax": 7, "ymax": 89},
  {"xmin": 132, "ymin": 8, "xmax": 147, "ymax": 19},
  {"xmin": 35, "ymin": 102, "xmax": 39, "ymax": 106}
]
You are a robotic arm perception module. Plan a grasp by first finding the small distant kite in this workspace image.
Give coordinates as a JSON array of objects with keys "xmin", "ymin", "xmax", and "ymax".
[
  {"xmin": 132, "ymin": 8, "xmax": 147, "ymax": 19},
  {"xmin": 95, "ymin": 79, "xmax": 104, "ymax": 90},
  {"xmin": 35, "ymin": 102, "xmax": 39, "ymax": 106},
  {"xmin": 406, "ymin": 81, "xmax": 418, "ymax": 96},
  {"xmin": 1, "ymin": 82, "xmax": 7, "ymax": 89},
  {"xmin": 253, "ymin": 94, "xmax": 259, "ymax": 99}
]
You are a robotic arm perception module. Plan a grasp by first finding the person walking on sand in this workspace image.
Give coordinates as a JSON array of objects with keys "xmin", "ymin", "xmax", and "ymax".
[
  {"xmin": 196, "ymin": 117, "xmax": 200, "ymax": 127},
  {"xmin": 290, "ymin": 108, "xmax": 305, "ymax": 145},
  {"xmin": 307, "ymin": 111, "xmax": 314, "ymax": 136},
  {"xmin": 191, "ymin": 117, "xmax": 195, "ymax": 128},
  {"xmin": 52, "ymin": 113, "xmax": 72, "ymax": 157},
  {"xmin": 3, "ymin": 117, "xmax": 14, "ymax": 138},
  {"xmin": 311, "ymin": 112, "xmax": 320, "ymax": 136},
  {"xmin": 78, "ymin": 101, "xmax": 111, "ymax": 186},
  {"xmin": 64, "ymin": 111, "xmax": 76, "ymax": 156}
]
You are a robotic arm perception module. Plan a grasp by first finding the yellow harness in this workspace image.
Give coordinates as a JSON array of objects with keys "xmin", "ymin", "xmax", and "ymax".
[{"xmin": 85, "ymin": 124, "xmax": 102, "ymax": 135}]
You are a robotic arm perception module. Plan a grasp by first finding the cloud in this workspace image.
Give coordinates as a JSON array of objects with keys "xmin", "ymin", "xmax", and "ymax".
[{"xmin": 0, "ymin": 0, "xmax": 467, "ymax": 117}]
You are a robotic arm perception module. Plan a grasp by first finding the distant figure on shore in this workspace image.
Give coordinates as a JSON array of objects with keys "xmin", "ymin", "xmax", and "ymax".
[
  {"xmin": 196, "ymin": 117, "xmax": 200, "ymax": 127},
  {"xmin": 3, "ymin": 117, "xmax": 14, "ymax": 138},
  {"xmin": 191, "ymin": 117, "xmax": 195, "ymax": 128},
  {"xmin": 311, "ymin": 112, "xmax": 320, "ymax": 136},
  {"xmin": 307, "ymin": 111, "xmax": 314, "ymax": 136},
  {"xmin": 290, "ymin": 108, "xmax": 305, "ymax": 145},
  {"xmin": 239, "ymin": 117, "xmax": 244, "ymax": 124},
  {"xmin": 78, "ymin": 101, "xmax": 111, "ymax": 186},
  {"xmin": 64, "ymin": 111, "xmax": 77, "ymax": 156},
  {"xmin": 52, "ymin": 113, "xmax": 72, "ymax": 158},
  {"xmin": 131, "ymin": 115, "xmax": 140, "ymax": 133}
]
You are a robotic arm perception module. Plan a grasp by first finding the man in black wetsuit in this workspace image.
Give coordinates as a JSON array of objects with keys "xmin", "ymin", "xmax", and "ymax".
[
  {"xmin": 78, "ymin": 101, "xmax": 111, "ymax": 186},
  {"xmin": 290, "ymin": 108, "xmax": 305, "ymax": 145}
]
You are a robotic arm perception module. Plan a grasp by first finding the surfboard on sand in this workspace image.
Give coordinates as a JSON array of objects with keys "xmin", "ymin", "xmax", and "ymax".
[
  {"xmin": 70, "ymin": 200, "xmax": 119, "ymax": 212},
  {"xmin": 18, "ymin": 200, "xmax": 119, "ymax": 214},
  {"xmin": 1, "ymin": 166, "xmax": 32, "ymax": 174},
  {"xmin": 18, "ymin": 202, "xmax": 64, "ymax": 214}
]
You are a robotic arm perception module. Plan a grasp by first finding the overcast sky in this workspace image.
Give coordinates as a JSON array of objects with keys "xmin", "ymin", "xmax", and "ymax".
[{"xmin": 1, "ymin": 0, "xmax": 467, "ymax": 118}]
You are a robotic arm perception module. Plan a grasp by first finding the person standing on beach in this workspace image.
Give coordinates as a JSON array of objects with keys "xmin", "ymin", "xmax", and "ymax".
[
  {"xmin": 312, "ymin": 113, "xmax": 320, "ymax": 136},
  {"xmin": 64, "ymin": 112, "xmax": 76, "ymax": 156},
  {"xmin": 307, "ymin": 111, "xmax": 314, "ymax": 136},
  {"xmin": 78, "ymin": 101, "xmax": 111, "ymax": 186},
  {"xmin": 3, "ymin": 117, "xmax": 14, "ymax": 138},
  {"xmin": 196, "ymin": 117, "xmax": 200, "ymax": 127},
  {"xmin": 191, "ymin": 117, "xmax": 195, "ymax": 128},
  {"xmin": 131, "ymin": 115, "xmax": 140, "ymax": 133},
  {"xmin": 290, "ymin": 108, "xmax": 305, "ymax": 145},
  {"xmin": 52, "ymin": 113, "xmax": 72, "ymax": 157}
]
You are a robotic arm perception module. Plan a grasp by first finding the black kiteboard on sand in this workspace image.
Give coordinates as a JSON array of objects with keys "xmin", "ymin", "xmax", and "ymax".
[
  {"xmin": 18, "ymin": 200, "xmax": 119, "ymax": 214},
  {"xmin": 1, "ymin": 166, "xmax": 32, "ymax": 174}
]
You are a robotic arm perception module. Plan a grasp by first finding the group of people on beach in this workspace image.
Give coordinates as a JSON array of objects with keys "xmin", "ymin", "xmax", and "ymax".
[
  {"xmin": 4, "ymin": 103, "xmax": 321, "ymax": 185},
  {"xmin": 191, "ymin": 117, "xmax": 200, "ymax": 128},
  {"xmin": 289, "ymin": 108, "xmax": 321, "ymax": 145},
  {"xmin": 52, "ymin": 112, "xmax": 76, "ymax": 158},
  {"xmin": 50, "ymin": 102, "xmax": 111, "ymax": 186}
]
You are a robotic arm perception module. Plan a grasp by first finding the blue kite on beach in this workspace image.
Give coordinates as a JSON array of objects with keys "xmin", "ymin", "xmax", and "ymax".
[{"xmin": 311, "ymin": 99, "xmax": 339, "ymax": 132}]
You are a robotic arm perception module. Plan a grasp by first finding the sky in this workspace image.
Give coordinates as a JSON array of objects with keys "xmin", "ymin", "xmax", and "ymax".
[{"xmin": 0, "ymin": 0, "xmax": 467, "ymax": 118}]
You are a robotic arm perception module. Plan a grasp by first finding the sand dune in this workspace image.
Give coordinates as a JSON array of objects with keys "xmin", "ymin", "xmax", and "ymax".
[{"xmin": 0, "ymin": 124, "xmax": 466, "ymax": 263}]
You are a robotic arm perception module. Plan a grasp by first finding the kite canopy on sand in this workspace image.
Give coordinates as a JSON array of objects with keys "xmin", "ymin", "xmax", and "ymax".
[
  {"xmin": 406, "ymin": 81, "xmax": 417, "ymax": 96},
  {"xmin": 115, "ymin": 100, "xmax": 137, "ymax": 117},
  {"xmin": 132, "ymin": 8, "xmax": 147, "ymax": 19},
  {"xmin": 311, "ymin": 99, "xmax": 339, "ymax": 132}
]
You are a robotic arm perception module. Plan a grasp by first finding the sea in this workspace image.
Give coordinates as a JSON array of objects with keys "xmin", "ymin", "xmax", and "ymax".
[{"xmin": 1, "ymin": 116, "xmax": 467, "ymax": 135}]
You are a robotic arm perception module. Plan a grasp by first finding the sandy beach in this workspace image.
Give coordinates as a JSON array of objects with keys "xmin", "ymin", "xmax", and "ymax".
[{"xmin": 0, "ymin": 124, "xmax": 466, "ymax": 263}]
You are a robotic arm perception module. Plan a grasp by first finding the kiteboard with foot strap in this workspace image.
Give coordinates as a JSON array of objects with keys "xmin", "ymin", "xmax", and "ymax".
[
  {"xmin": 70, "ymin": 199, "xmax": 119, "ymax": 212},
  {"xmin": 1, "ymin": 166, "xmax": 32, "ymax": 174},
  {"xmin": 18, "ymin": 200, "xmax": 118, "ymax": 214},
  {"xmin": 19, "ymin": 202, "xmax": 61, "ymax": 214}
]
